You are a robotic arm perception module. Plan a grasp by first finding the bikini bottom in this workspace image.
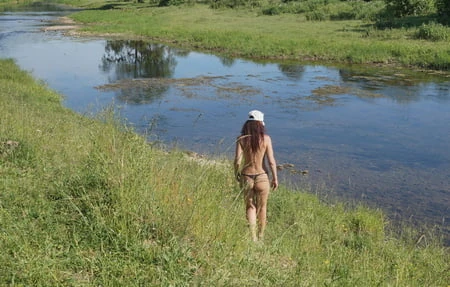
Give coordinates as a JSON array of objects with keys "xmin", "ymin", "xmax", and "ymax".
[{"xmin": 241, "ymin": 172, "xmax": 267, "ymax": 181}]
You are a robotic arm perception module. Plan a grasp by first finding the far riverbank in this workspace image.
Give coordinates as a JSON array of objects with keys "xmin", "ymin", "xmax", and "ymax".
[{"xmin": 55, "ymin": 3, "xmax": 450, "ymax": 71}]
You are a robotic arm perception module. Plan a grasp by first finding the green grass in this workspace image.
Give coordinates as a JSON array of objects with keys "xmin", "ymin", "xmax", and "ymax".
[
  {"xmin": 2, "ymin": 0, "xmax": 450, "ymax": 69},
  {"xmin": 1, "ymin": 58, "xmax": 449, "ymax": 285},
  {"xmin": 61, "ymin": 3, "xmax": 450, "ymax": 69}
]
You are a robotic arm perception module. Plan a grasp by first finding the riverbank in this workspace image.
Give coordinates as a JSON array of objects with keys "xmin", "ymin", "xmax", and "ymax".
[
  {"xmin": 1, "ymin": 58, "xmax": 449, "ymax": 285},
  {"xmin": 42, "ymin": 16, "xmax": 80, "ymax": 31},
  {"xmin": 3, "ymin": 1, "xmax": 450, "ymax": 70},
  {"xmin": 57, "ymin": 3, "xmax": 450, "ymax": 71}
]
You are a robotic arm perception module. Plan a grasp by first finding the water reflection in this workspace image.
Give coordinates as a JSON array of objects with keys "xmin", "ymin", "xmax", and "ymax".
[
  {"xmin": 278, "ymin": 64, "xmax": 305, "ymax": 80},
  {"xmin": 1, "ymin": 12, "xmax": 449, "ymax": 244},
  {"xmin": 218, "ymin": 56, "xmax": 236, "ymax": 67},
  {"xmin": 338, "ymin": 67, "xmax": 450, "ymax": 104},
  {"xmin": 99, "ymin": 40, "xmax": 179, "ymax": 104},
  {"xmin": 100, "ymin": 41, "xmax": 177, "ymax": 79}
]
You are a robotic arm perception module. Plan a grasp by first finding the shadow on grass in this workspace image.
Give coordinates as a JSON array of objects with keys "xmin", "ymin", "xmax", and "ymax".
[
  {"xmin": 95, "ymin": 3, "xmax": 128, "ymax": 10},
  {"xmin": 93, "ymin": 2, "xmax": 159, "ymax": 10},
  {"xmin": 375, "ymin": 14, "xmax": 440, "ymax": 29}
]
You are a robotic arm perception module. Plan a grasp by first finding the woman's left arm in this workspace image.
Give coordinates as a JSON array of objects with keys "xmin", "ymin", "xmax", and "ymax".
[
  {"xmin": 265, "ymin": 135, "xmax": 278, "ymax": 190},
  {"xmin": 234, "ymin": 138, "xmax": 243, "ymax": 181}
]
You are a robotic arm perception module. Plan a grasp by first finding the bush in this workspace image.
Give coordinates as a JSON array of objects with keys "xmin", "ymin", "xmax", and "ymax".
[
  {"xmin": 415, "ymin": 21, "xmax": 449, "ymax": 40},
  {"xmin": 436, "ymin": 0, "xmax": 450, "ymax": 24},
  {"xmin": 305, "ymin": 10, "xmax": 327, "ymax": 20},
  {"xmin": 159, "ymin": 0, "xmax": 185, "ymax": 6},
  {"xmin": 261, "ymin": 6, "xmax": 282, "ymax": 15},
  {"xmin": 384, "ymin": 0, "xmax": 436, "ymax": 17},
  {"xmin": 329, "ymin": 0, "xmax": 385, "ymax": 21},
  {"xmin": 262, "ymin": 0, "xmax": 384, "ymax": 20},
  {"xmin": 210, "ymin": 0, "xmax": 265, "ymax": 8}
]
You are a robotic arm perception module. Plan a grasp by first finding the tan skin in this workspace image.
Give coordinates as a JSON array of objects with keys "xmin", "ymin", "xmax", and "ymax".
[{"xmin": 234, "ymin": 123, "xmax": 278, "ymax": 242}]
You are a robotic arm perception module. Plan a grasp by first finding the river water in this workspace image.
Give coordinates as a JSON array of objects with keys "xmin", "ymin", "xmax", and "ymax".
[{"xmin": 1, "ymin": 10, "xmax": 449, "ymax": 243}]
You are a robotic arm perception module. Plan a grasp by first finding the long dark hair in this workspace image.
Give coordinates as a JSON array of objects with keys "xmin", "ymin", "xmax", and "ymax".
[{"xmin": 240, "ymin": 120, "xmax": 265, "ymax": 153}]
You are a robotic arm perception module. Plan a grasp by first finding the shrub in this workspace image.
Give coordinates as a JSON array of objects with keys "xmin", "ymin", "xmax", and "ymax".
[
  {"xmin": 262, "ymin": 0, "xmax": 384, "ymax": 20},
  {"xmin": 415, "ymin": 21, "xmax": 449, "ymax": 40},
  {"xmin": 159, "ymin": 0, "xmax": 185, "ymax": 6},
  {"xmin": 329, "ymin": 0, "xmax": 385, "ymax": 21},
  {"xmin": 261, "ymin": 6, "xmax": 282, "ymax": 15},
  {"xmin": 436, "ymin": 0, "xmax": 450, "ymax": 24},
  {"xmin": 384, "ymin": 0, "xmax": 436, "ymax": 17},
  {"xmin": 305, "ymin": 10, "xmax": 327, "ymax": 20},
  {"xmin": 209, "ymin": 0, "xmax": 265, "ymax": 8},
  {"xmin": 261, "ymin": 1, "xmax": 315, "ymax": 15}
]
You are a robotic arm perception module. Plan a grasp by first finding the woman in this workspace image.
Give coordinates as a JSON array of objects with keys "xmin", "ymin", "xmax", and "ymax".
[{"xmin": 234, "ymin": 110, "xmax": 278, "ymax": 242}]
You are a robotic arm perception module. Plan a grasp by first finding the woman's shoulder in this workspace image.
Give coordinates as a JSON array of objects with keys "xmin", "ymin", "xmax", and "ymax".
[{"xmin": 263, "ymin": 134, "xmax": 272, "ymax": 145}]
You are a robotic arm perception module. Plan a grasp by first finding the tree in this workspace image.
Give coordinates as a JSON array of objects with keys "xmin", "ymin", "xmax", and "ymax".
[
  {"xmin": 436, "ymin": 0, "xmax": 450, "ymax": 24},
  {"xmin": 384, "ymin": 0, "xmax": 435, "ymax": 17}
]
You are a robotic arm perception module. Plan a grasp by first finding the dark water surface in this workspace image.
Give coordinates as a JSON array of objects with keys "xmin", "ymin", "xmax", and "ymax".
[{"xmin": 1, "ymin": 11, "xmax": 449, "ymax": 243}]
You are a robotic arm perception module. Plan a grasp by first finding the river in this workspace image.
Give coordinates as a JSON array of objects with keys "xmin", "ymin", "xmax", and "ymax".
[{"xmin": 1, "ymin": 10, "xmax": 449, "ymax": 244}]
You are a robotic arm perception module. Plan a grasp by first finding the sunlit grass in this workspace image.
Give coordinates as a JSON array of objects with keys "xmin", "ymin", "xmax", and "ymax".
[
  {"xmin": 2, "ymin": 0, "xmax": 449, "ymax": 68},
  {"xmin": 1, "ymin": 58, "xmax": 449, "ymax": 285},
  {"xmin": 64, "ymin": 4, "xmax": 450, "ymax": 69}
]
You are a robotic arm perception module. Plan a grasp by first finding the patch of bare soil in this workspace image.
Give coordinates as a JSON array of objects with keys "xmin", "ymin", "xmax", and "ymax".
[{"xmin": 41, "ymin": 16, "xmax": 81, "ymax": 33}]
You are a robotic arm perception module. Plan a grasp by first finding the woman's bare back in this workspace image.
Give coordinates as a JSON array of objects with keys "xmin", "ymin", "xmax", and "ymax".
[{"xmin": 236, "ymin": 134, "xmax": 277, "ymax": 188}]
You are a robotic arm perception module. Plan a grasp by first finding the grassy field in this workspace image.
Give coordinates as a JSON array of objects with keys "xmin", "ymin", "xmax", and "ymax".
[
  {"xmin": 1, "ymin": 57, "xmax": 449, "ymax": 285},
  {"xmin": 62, "ymin": 2, "xmax": 450, "ymax": 70}
]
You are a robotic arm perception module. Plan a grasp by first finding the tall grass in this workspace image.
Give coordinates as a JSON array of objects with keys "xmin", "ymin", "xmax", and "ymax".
[{"xmin": 1, "ymin": 58, "xmax": 449, "ymax": 285}]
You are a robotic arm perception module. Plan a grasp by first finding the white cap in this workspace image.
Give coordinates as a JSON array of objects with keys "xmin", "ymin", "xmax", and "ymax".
[{"xmin": 248, "ymin": 110, "xmax": 265, "ymax": 126}]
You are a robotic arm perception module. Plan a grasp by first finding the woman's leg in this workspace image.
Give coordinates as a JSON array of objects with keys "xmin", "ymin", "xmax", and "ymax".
[
  {"xmin": 254, "ymin": 176, "xmax": 270, "ymax": 241},
  {"xmin": 243, "ymin": 180, "xmax": 258, "ymax": 241}
]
